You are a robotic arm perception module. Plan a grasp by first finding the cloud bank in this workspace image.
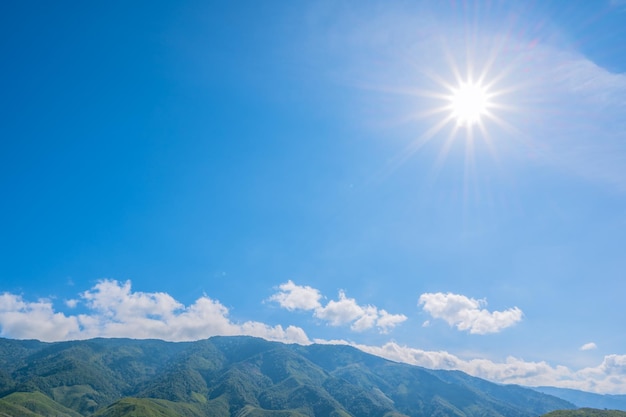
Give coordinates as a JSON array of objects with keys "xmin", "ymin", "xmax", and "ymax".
[
  {"xmin": 418, "ymin": 292, "xmax": 523, "ymax": 334},
  {"xmin": 0, "ymin": 281, "xmax": 624, "ymax": 394},
  {"xmin": 344, "ymin": 341, "xmax": 626, "ymax": 395},
  {"xmin": 269, "ymin": 280, "xmax": 407, "ymax": 333},
  {"xmin": 0, "ymin": 280, "xmax": 309, "ymax": 345}
]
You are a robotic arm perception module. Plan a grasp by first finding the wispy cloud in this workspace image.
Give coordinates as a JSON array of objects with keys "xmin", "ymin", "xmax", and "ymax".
[
  {"xmin": 311, "ymin": 3, "xmax": 626, "ymax": 190},
  {"xmin": 531, "ymin": 49, "xmax": 626, "ymax": 190},
  {"xmin": 269, "ymin": 280, "xmax": 407, "ymax": 333},
  {"xmin": 418, "ymin": 292, "xmax": 523, "ymax": 334},
  {"xmin": 0, "ymin": 280, "xmax": 310, "ymax": 345},
  {"xmin": 610, "ymin": 0, "xmax": 626, "ymax": 10}
]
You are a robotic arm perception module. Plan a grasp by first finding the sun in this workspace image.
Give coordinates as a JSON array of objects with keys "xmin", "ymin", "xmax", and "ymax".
[
  {"xmin": 448, "ymin": 81, "xmax": 491, "ymax": 127},
  {"xmin": 380, "ymin": 36, "xmax": 521, "ymax": 187}
]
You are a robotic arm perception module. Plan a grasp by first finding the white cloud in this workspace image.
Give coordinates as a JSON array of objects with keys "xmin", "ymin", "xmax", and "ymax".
[
  {"xmin": 581, "ymin": 342, "xmax": 598, "ymax": 351},
  {"xmin": 315, "ymin": 290, "xmax": 364, "ymax": 326},
  {"xmin": 270, "ymin": 281, "xmax": 407, "ymax": 333},
  {"xmin": 599, "ymin": 354, "xmax": 626, "ymax": 375},
  {"xmin": 0, "ymin": 293, "xmax": 80, "ymax": 341},
  {"xmin": 312, "ymin": 339, "xmax": 626, "ymax": 395},
  {"xmin": 0, "ymin": 280, "xmax": 310, "ymax": 345},
  {"xmin": 418, "ymin": 292, "xmax": 522, "ymax": 334},
  {"xmin": 268, "ymin": 280, "xmax": 322, "ymax": 311},
  {"xmin": 65, "ymin": 299, "xmax": 79, "ymax": 308},
  {"xmin": 376, "ymin": 309, "xmax": 409, "ymax": 333},
  {"xmin": 2, "ymin": 282, "xmax": 625, "ymax": 394},
  {"xmin": 82, "ymin": 280, "xmax": 184, "ymax": 321},
  {"xmin": 350, "ymin": 304, "xmax": 378, "ymax": 331}
]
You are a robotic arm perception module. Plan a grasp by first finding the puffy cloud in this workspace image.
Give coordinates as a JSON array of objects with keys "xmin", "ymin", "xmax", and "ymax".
[
  {"xmin": 351, "ymin": 305, "xmax": 379, "ymax": 332},
  {"xmin": 377, "ymin": 309, "xmax": 410, "ymax": 333},
  {"xmin": 0, "ymin": 293, "xmax": 81, "ymax": 341},
  {"xmin": 82, "ymin": 280, "xmax": 184, "ymax": 321},
  {"xmin": 0, "ymin": 280, "xmax": 310, "ymax": 345},
  {"xmin": 268, "ymin": 280, "xmax": 322, "ymax": 311},
  {"xmin": 598, "ymin": 354, "xmax": 626, "ymax": 375},
  {"xmin": 1, "ymin": 282, "xmax": 625, "ymax": 394},
  {"xmin": 581, "ymin": 342, "xmax": 598, "ymax": 351},
  {"xmin": 65, "ymin": 299, "xmax": 79, "ymax": 308},
  {"xmin": 315, "ymin": 290, "xmax": 365, "ymax": 326},
  {"xmin": 270, "ymin": 282, "xmax": 407, "ymax": 333},
  {"xmin": 418, "ymin": 292, "xmax": 522, "ymax": 334}
]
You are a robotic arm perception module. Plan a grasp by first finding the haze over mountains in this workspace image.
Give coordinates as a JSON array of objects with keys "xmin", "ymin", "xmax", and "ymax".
[
  {"xmin": 0, "ymin": 336, "xmax": 579, "ymax": 417},
  {"xmin": 531, "ymin": 387, "xmax": 626, "ymax": 412}
]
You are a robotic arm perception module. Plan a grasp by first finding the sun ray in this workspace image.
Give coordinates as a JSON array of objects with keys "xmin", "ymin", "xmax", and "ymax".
[
  {"xmin": 430, "ymin": 123, "xmax": 462, "ymax": 179},
  {"xmin": 443, "ymin": 43, "xmax": 464, "ymax": 87},
  {"xmin": 373, "ymin": 114, "xmax": 456, "ymax": 184},
  {"xmin": 463, "ymin": 128, "xmax": 478, "ymax": 207},
  {"xmin": 476, "ymin": 116, "xmax": 501, "ymax": 167}
]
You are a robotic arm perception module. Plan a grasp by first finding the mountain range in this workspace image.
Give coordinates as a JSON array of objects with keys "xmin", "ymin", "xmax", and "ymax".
[
  {"xmin": 0, "ymin": 336, "xmax": 581, "ymax": 417},
  {"xmin": 531, "ymin": 387, "xmax": 626, "ymax": 411}
]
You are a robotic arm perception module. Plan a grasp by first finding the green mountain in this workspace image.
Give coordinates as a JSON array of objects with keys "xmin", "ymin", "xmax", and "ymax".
[{"xmin": 0, "ymin": 336, "xmax": 574, "ymax": 417}]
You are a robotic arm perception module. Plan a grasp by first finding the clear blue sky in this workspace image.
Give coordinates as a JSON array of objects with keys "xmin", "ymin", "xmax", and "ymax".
[{"xmin": 1, "ymin": 0, "xmax": 625, "ymax": 394}]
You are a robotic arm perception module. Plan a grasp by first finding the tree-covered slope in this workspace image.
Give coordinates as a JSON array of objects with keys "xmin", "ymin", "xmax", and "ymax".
[{"xmin": 0, "ymin": 336, "xmax": 575, "ymax": 417}]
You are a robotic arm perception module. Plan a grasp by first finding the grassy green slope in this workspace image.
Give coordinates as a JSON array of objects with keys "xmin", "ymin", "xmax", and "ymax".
[
  {"xmin": 0, "ymin": 391, "xmax": 81, "ymax": 417},
  {"xmin": 92, "ymin": 397, "xmax": 204, "ymax": 417},
  {"xmin": 0, "ymin": 400, "xmax": 41, "ymax": 417}
]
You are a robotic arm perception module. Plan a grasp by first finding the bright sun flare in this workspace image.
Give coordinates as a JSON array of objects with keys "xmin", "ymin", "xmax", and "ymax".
[
  {"xmin": 449, "ymin": 81, "xmax": 490, "ymax": 126},
  {"xmin": 394, "ymin": 45, "xmax": 516, "ymax": 182}
]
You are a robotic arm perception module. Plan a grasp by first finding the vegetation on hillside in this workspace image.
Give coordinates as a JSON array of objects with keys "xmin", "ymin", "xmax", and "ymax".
[{"xmin": 0, "ymin": 336, "xmax": 576, "ymax": 417}]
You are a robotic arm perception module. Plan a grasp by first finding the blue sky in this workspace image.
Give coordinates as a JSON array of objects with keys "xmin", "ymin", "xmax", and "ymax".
[{"xmin": 1, "ymin": 0, "xmax": 626, "ymax": 394}]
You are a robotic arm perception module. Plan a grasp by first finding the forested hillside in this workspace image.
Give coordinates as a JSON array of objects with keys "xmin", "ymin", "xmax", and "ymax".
[{"xmin": 0, "ymin": 336, "xmax": 574, "ymax": 417}]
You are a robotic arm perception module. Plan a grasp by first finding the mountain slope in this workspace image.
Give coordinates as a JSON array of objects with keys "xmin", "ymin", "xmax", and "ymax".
[
  {"xmin": 0, "ymin": 336, "xmax": 575, "ymax": 417},
  {"xmin": 92, "ymin": 397, "xmax": 205, "ymax": 417},
  {"xmin": 0, "ymin": 391, "xmax": 81, "ymax": 417}
]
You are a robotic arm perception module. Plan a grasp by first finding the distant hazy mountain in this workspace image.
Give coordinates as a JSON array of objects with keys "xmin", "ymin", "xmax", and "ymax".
[
  {"xmin": 0, "ymin": 336, "xmax": 574, "ymax": 417},
  {"xmin": 541, "ymin": 409, "xmax": 626, "ymax": 417},
  {"xmin": 533, "ymin": 386, "xmax": 626, "ymax": 412}
]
